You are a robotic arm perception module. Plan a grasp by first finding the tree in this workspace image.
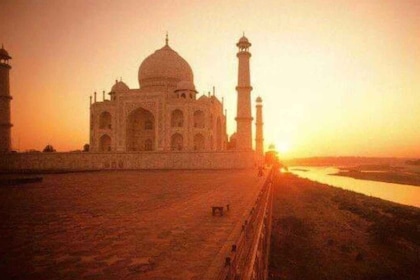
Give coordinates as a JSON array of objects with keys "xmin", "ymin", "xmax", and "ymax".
[{"xmin": 43, "ymin": 144, "xmax": 56, "ymax": 152}]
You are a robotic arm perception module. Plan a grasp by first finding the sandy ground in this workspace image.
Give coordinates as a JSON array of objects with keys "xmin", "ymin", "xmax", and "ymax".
[{"xmin": 0, "ymin": 169, "xmax": 265, "ymax": 279}]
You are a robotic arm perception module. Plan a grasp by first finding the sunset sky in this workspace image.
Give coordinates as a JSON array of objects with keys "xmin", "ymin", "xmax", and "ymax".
[{"xmin": 1, "ymin": 0, "xmax": 419, "ymax": 158}]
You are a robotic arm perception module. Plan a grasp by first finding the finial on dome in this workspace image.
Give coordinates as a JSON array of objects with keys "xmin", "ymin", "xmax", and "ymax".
[{"xmin": 165, "ymin": 32, "xmax": 169, "ymax": 46}]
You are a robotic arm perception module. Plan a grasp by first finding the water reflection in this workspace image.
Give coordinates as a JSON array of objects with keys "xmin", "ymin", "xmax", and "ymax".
[{"xmin": 290, "ymin": 167, "xmax": 420, "ymax": 208}]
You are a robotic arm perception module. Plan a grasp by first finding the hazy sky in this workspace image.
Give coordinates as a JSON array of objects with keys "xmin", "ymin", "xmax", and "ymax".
[{"xmin": 1, "ymin": 0, "xmax": 419, "ymax": 158}]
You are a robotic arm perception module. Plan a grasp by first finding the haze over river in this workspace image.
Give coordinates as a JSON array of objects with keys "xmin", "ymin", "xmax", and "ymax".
[{"xmin": 290, "ymin": 167, "xmax": 420, "ymax": 208}]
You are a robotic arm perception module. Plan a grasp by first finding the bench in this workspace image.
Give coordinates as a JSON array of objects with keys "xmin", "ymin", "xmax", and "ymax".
[{"xmin": 212, "ymin": 204, "xmax": 230, "ymax": 216}]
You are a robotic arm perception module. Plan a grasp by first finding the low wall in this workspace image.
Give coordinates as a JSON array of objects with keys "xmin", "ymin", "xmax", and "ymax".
[
  {"xmin": 206, "ymin": 168, "xmax": 274, "ymax": 280},
  {"xmin": 0, "ymin": 151, "xmax": 256, "ymax": 171}
]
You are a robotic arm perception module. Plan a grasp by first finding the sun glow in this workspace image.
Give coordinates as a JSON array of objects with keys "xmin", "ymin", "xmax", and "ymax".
[
  {"xmin": 277, "ymin": 141, "xmax": 290, "ymax": 155},
  {"xmin": 266, "ymin": 140, "xmax": 291, "ymax": 156},
  {"xmin": 2, "ymin": 1, "xmax": 419, "ymax": 157}
]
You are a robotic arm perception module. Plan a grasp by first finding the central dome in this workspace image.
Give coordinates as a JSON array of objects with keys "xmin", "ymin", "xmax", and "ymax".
[{"xmin": 138, "ymin": 44, "xmax": 193, "ymax": 88}]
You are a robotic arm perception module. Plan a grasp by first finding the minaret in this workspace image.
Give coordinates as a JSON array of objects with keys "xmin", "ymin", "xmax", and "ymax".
[
  {"xmin": 235, "ymin": 35, "xmax": 253, "ymax": 150},
  {"xmin": 0, "ymin": 45, "xmax": 12, "ymax": 153},
  {"xmin": 255, "ymin": 96, "xmax": 264, "ymax": 162}
]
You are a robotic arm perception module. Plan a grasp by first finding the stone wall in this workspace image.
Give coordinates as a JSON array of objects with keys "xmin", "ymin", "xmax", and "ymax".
[{"xmin": 0, "ymin": 151, "xmax": 256, "ymax": 171}]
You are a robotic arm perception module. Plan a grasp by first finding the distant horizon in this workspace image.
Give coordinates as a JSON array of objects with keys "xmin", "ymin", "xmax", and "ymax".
[
  {"xmin": 1, "ymin": 0, "xmax": 419, "ymax": 158},
  {"xmin": 282, "ymin": 155, "xmax": 419, "ymax": 160}
]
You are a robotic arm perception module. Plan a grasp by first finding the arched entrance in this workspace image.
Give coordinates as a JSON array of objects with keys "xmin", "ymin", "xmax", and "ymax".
[
  {"xmin": 171, "ymin": 109, "xmax": 184, "ymax": 128},
  {"xmin": 99, "ymin": 134, "xmax": 111, "ymax": 152},
  {"xmin": 193, "ymin": 110, "xmax": 205, "ymax": 128},
  {"xmin": 126, "ymin": 108, "xmax": 155, "ymax": 151},
  {"xmin": 194, "ymin": 133, "xmax": 205, "ymax": 151},
  {"xmin": 144, "ymin": 139, "xmax": 153, "ymax": 151},
  {"xmin": 171, "ymin": 133, "xmax": 183, "ymax": 151}
]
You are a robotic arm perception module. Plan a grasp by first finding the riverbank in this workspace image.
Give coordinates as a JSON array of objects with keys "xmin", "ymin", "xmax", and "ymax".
[
  {"xmin": 333, "ymin": 169, "xmax": 420, "ymax": 187},
  {"xmin": 269, "ymin": 173, "xmax": 420, "ymax": 279}
]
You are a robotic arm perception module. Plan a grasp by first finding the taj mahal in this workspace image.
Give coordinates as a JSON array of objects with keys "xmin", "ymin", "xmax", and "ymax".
[{"xmin": 0, "ymin": 35, "xmax": 265, "ymax": 170}]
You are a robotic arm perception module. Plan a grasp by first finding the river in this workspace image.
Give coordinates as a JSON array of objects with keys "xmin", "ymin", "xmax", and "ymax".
[{"xmin": 289, "ymin": 167, "xmax": 420, "ymax": 208}]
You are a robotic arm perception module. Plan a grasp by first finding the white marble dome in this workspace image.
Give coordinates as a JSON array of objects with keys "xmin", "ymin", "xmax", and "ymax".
[{"xmin": 138, "ymin": 44, "xmax": 193, "ymax": 88}]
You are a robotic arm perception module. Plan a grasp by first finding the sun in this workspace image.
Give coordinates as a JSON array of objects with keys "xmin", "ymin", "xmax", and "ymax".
[
  {"xmin": 266, "ymin": 140, "xmax": 291, "ymax": 155},
  {"xmin": 277, "ymin": 141, "xmax": 290, "ymax": 154}
]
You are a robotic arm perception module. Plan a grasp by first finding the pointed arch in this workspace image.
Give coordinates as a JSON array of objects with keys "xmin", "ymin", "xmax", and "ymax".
[
  {"xmin": 171, "ymin": 133, "xmax": 183, "ymax": 151},
  {"xmin": 171, "ymin": 109, "xmax": 184, "ymax": 128},
  {"xmin": 193, "ymin": 110, "xmax": 205, "ymax": 128},
  {"xmin": 126, "ymin": 107, "xmax": 155, "ymax": 151},
  {"xmin": 99, "ymin": 134, "xmax": 112, "ymax": 152},
  {"xmin": 194, "ymin": 133, "xmax": 205, "ymax": 151},
  {"xmin": 144, "ymin": 139, "xmax": 153, "ymax": 151}
]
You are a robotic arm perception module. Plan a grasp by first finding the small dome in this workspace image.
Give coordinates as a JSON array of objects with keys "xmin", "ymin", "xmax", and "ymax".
[
  {"xmin": 111, "ymin": 80, "xmax": 129, "ymax": 92},
  {"xmin": 237, "ymin": 35, "xmax": 251, "ymax": 49},
  {"xmin": 175, "ymin": 80, "xmax": 196, "ymax": 92},
  {"xmin": 0, "ymin": 45, "xmax": 11, "ymax": 60},
  {"xmin": 256, "ymin": 96, "xmax": 262, "ymax": 103},
  {"xmin": 138, "ymin": 43, "xmax": 193, "ymax": 88},
  {"xmin": 198, "ymin": 95, "xmax": 210, "ymax": 102},
  {"xmin": 239, "ymin": 36, "xmax": 249, "ymax": 43}
]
